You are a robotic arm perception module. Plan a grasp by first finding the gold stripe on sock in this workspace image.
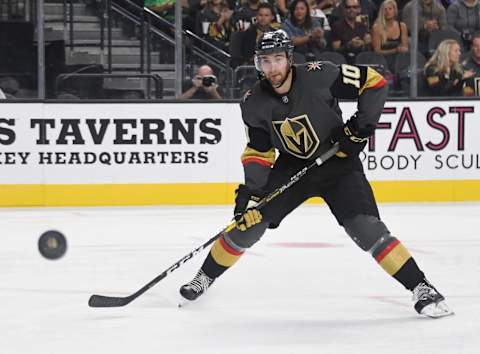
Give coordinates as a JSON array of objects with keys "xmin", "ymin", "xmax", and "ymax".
[
  {"xmin": 210, "ymin": 237, "xmax": 243, "ymax": 267},
  {"xmin": 378, "ymin": 242, "xmax": 412, "ymax": 276}
]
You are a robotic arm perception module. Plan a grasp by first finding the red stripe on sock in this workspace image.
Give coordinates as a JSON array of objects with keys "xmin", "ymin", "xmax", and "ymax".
[
  {"xmin": 375, "ymin": 239, "xmax": 400, "ymax": 263},
  {"xmin": 219, "ymin": 236, "xmax": 244, "ymax": 256},
  {"xmin": 242, "ymin": 157, "xmax": 273, "ymax": 167},
  {"xmin": 371, "ymin": 77, "xmax": 387, "ymax": 89}
]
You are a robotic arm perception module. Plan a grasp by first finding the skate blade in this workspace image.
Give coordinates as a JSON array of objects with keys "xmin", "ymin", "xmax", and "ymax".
[
  {"xmin": 177, "ymin": 294, "xmax": 191, "ymax": 308},
  {"xmin": 420, "ymin": 301, "xmax": 455, "ymax": 318}
]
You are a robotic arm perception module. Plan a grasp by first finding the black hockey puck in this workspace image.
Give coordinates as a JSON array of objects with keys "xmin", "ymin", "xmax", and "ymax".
[{"xmin": 38, "ymin": 230, "xmax": 67, "ymax": 260}]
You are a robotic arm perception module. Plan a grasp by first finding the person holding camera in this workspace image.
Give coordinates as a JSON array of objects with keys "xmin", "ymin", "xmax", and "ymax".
[
  {"xmin": 181, "ymin": 65, "xmax": 223, "ymax": 99},
  {"xmin": 447, "ymin": 0, "xmax": 480, "ymax": 50}
]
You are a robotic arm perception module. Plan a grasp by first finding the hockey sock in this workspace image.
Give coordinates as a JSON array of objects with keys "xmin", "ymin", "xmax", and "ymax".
[
  {"xmin": 372, "ymin": 237, "xmax": 425, "ymax": 291},
  {"xmin": 201, "ymin": 235, "xmax": 245, "ymax": 279}
]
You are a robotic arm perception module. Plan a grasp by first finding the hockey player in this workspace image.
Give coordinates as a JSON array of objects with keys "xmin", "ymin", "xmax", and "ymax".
[{"xmin": 180, "ymin": 29, "xmax": 452, "ymax": 318}]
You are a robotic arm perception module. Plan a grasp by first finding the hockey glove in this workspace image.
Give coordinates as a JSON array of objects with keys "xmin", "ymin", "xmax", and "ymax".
[
  {"xmin": 331, "ymin": 116, "xmax": 369, "ymax": 158},
  {"xmin": 234, "ymin": 184, "xmax": 263, "ymax": 231}
]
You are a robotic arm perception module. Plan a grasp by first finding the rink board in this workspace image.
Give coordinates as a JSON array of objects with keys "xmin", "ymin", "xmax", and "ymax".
[{"xmin": 0, "ymin": 100, "xmax": 479, "ymax": 206}]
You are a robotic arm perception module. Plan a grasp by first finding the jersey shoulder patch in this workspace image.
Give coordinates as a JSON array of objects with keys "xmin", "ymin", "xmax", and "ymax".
[
  {"xmin": 297, "ymin": 61, "xmax": 339, "ymax": 76},
  {"xmin": 306, "ymin": 61, "xmax": 324, "ymax": 72}
]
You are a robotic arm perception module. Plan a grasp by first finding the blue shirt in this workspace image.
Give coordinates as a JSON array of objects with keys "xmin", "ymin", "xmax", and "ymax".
[{"xmin": 282, "ymin": 18, "xmax": 322, "ymax": 38}]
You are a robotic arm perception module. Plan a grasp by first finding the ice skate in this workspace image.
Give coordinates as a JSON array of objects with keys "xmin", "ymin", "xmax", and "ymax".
[
  {"xmin": 178, "ymin": 270, "xmax": 214, "ymax": 306},
  {"xmin": 412, "ymin": 280, "xmax": 454, "ymax": 318}
]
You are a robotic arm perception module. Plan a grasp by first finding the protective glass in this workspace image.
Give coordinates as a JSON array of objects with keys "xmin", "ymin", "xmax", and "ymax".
[{"xmin": 254, "ymin": 53, "xmax": 289, "ymax": 74}]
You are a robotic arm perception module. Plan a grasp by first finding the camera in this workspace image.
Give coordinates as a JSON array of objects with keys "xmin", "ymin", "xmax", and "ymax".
[{"xmin": 202, "ymin": 75, "xmax": 217, "ymax": 87}]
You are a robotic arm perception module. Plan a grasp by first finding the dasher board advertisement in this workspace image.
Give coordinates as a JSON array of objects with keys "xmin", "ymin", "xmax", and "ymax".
[{"xmin": 0, "ymin": 101, "xmax": 478, "ymax": 206}]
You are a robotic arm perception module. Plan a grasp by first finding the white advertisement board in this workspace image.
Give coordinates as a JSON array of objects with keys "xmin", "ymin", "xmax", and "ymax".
[
  {"xmin": 0, "ymin": 100, "xmax": 479, "ymax": 206},
  {"xmin": 1, "ymin": 101, "xmax": 479, "ymax": 184},
  {"xmin": 0, "ymin": 103, "xmax": 245, "ymax": 184},
  {"xmin": 339, "ymin": 101, "xmax": 479, "ymax": 180}
]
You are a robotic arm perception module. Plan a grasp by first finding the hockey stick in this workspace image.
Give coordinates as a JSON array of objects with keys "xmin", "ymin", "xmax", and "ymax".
[{"xmin": 88, "ymin": 143, "xmax": 339, "ymax": 308}]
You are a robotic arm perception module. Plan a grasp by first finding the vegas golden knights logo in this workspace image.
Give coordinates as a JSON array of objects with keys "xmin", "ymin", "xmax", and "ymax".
[{"xmin": 272, "ymin": 114, "xmax": 320, "ymax": 159}]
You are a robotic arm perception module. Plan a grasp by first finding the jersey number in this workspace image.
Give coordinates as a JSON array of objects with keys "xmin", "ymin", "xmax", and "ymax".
[{"xmin": 341, "ymin": 65, "xmax": 361, "ymax": 89}]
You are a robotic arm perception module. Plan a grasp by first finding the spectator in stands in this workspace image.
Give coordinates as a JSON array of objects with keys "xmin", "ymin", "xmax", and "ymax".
[
  {"xmin": 423, "ymin": 39, "xmax": 474, "ymax": 96},
  {"xmin": 371, "ymin": 0, "xmax": 408, "ymax": 72},
  {"xmin": 462, "ymin": 32, "xmax": 480, "ymax": 74},
  {"xmin": 196, "ymin": 0, "xmax": 234, "ymax": 52},
  {"xmin": 330, "ymin": 0, "xmax": 377, "ymax": 28},
  {"xmin": 447, "ymin": 0, "xmax": 480, "ymax": 50},
  {"xmin": 233, "ymin": 0, "xmax": 261, "ymax": 31},
  {"xmin": 282, "ymin": 0, "xmax": 327, "ymax": 60},
  {"xmin": 402, "ymin": 0, "xmax": 447, "ymax": 56},
  {"xmin": 231, "ymin": 3, "xmax": 280, "ymax": 68},
  {"xmin": 181, "ymin": 65, "xmax": 223, "ymax": 99},
  {"xmin": 331, "ymin": 0, "xmax": 372, "ymax": 63},
  {"xmin": 461, "ymin": 33, "xmax": 480, "ymax": 95}
]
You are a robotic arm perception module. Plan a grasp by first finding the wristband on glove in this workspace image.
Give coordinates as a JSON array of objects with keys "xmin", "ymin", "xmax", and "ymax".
[{"xmin": 234, "ymin": 184, "xmax": 264, "ymax": 231}]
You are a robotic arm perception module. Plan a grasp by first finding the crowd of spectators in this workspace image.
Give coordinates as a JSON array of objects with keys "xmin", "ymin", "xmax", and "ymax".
[
  {"xmin": 2, "ymin": 0, "xmax": 480, "ymax": 98},
  {"xmin": 152, "ymin": 0, "xmax": 480, "ymax": 98}
]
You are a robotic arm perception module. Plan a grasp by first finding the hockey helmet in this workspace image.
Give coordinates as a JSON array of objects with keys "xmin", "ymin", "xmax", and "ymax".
[
  {"xmin": 255, "ymin": 29, "xmax": 294, "ymax": 57},
  {"xmin": 254, "ymin": 30, "xmax": 294, "ymax": 76}
]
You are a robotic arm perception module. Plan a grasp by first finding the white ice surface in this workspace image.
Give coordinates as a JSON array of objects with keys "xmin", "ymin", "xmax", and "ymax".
[{"xmin": 1, "ymin": 203, "xmax": 479, "ymax": 354}]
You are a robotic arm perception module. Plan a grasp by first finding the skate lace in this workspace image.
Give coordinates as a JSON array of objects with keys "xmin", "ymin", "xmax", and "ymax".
[
  {"xmin": 412, "ymin": 282, "xmax": 437, "ymax": 302},
  {"xmin": 188, "ymin": 271, "xmax": 213, "ymax": 293}
]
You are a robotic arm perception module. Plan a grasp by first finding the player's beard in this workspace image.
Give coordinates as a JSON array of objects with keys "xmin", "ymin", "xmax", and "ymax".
[{"xmin": 267, "ymin": 67, "xmax": 289, "ymax": 89}]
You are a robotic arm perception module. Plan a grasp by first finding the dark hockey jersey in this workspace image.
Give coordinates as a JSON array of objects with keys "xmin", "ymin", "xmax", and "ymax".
[{"xmin": 239, "ymin": 61, "xmax": 387, "ymax": 190}]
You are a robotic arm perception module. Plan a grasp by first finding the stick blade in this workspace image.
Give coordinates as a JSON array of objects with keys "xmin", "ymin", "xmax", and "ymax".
[{"xmin": 88, "ymin": 294, "xmax": 132, "ymax": 308}]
